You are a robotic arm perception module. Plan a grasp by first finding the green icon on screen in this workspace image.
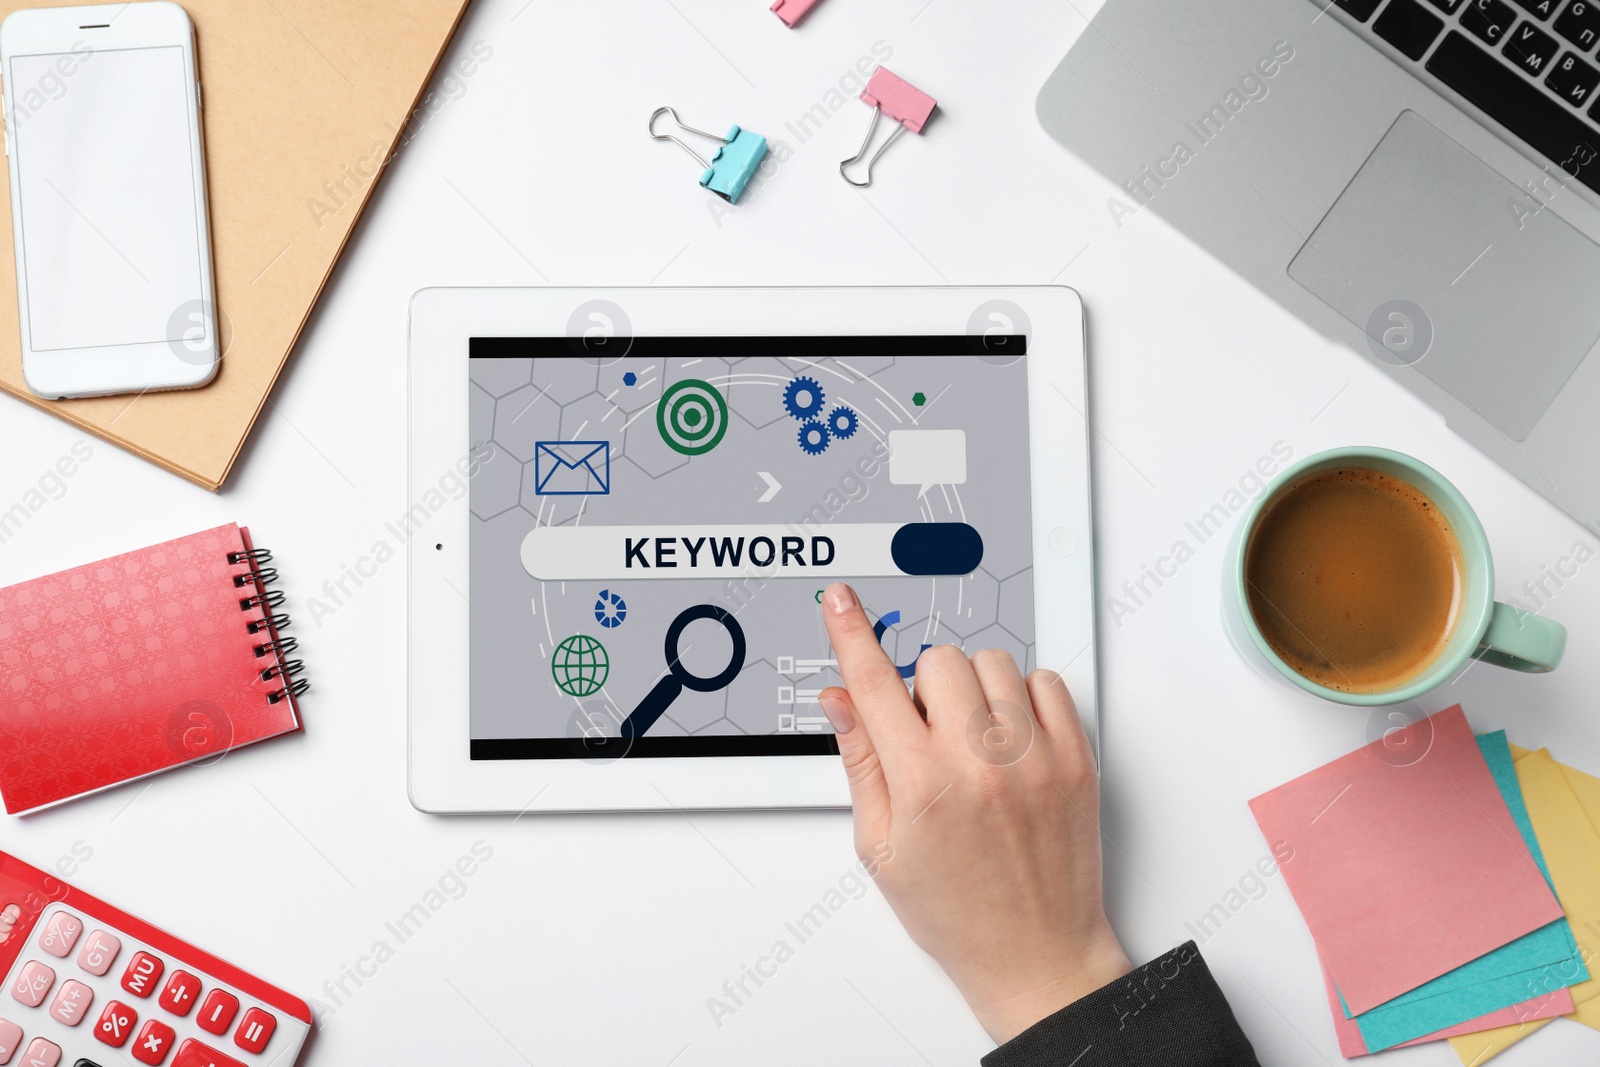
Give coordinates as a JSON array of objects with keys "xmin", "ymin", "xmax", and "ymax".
[
  {"xmin": 657, "ymin": 378, "xmax": 729, "ymax": 456},
  {"xmin": 553, "ymin": 634, "xmax": 609, "ymax": 697}
]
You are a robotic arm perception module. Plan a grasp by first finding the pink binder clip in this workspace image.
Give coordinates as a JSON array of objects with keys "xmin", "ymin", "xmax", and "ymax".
[
  {"xmin": 771, "ymin": 0, "xmax": 824, "ymax": 27},
  {"xmin": 840, "ymin": 67, "xmax": 937, "ymax": 187}
]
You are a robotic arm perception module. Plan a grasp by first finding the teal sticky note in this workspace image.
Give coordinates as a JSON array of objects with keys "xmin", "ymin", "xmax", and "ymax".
[{"xmin": 1342, "ymin": 732, "xmax": 1588, "ymax": 1051}]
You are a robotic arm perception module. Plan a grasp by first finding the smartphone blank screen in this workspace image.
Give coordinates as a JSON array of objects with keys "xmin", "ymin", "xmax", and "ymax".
[{"xmin": 10, "ymin": 45, "xmax": 203, "ymax": 353}]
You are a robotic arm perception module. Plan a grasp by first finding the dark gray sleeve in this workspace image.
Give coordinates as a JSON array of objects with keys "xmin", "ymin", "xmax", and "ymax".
[{"xmin": 981, "ymin": 942, "xmax": 1261, "ymax": 1067}]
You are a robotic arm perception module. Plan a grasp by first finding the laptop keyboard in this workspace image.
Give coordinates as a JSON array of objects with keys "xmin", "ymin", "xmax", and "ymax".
[{"xmin": 1326, "ymin": 0, "xmax": 1600, "ymax": 192}]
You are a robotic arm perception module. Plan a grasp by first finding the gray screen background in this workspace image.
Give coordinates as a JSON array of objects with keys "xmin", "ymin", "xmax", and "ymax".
[{"xmin": 469, "ymin": 347, "xmax": 1035, "ymax": 743}]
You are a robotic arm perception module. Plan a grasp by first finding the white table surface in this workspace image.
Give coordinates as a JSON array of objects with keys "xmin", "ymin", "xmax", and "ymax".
[{"xmin": 3, "ymin": 1, "xmax": 1598, "ymax": 1063}]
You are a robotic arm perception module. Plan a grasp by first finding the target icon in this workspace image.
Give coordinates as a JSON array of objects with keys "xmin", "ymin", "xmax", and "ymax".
[{"xmin": 657, "ymin": 378, "xmax": 729, "ymax": 455}]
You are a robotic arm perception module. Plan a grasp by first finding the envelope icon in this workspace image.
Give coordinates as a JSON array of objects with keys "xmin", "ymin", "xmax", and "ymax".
[{"xmin": 534, "ymin": 440, "xmax": 611, "ymax": 496}]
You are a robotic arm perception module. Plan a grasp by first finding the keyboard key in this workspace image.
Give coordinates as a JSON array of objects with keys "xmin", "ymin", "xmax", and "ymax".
[
  {"xmin": 0, "ymin": 1019, "xmax": 20, "ymax": 1063},
  {"xmin": 11, "ymin": 962, "xmax": 54, "ymax": 1007},
  {"xmin": 120, "ymin": 953, "xmax": 164, "ymax": 999},
  {"xmin": 75, "ymin": 931, "xmax": 120, "ymax": 977},
  {"xmin": 232, "ymin": 1008, "xmax": 274, "ymax": 1054},
  {"xmin": 1463, "ymin": 0, "xmax": 1520, "ymax": 42},
  {"xmin": 1515, "ymin": 0, "xmax": 1560, "ymax": 17},
  {"xmin": 1376, "ymin": 0, "xmax": 1448, "ymax": 57},
  {"xmin": 172, "ymin": 1040, "xmax": 244, "ymax": 1067},
  {"xmin": 48, "ymin": 980, "xmax": 92, "ymax": 1026},
  {"xmin": 19, "ymin": 1039, "xmax": 58, "ymax": 1067},
  {"xmin": 1506, "ymin": 20, "xmax": 1562, "ymax": 71},
  {"xmin": 1429, "ymin": 0, "xmax": 1466, "ymax": 11},
  {"xmin": 196, "ymin": 990, "xmax": 238, "ymax": 1036},
  {"xmin": 94, "ymin": 1001, "xmax": 136, "ymax": 1048},
  {"xmin": 1337, "ymin": 0, "xmax": 1384, "ymax": 18},
  {"xmin": 1556, "ymin": 0, "xmax": 1600, "ymax": 49},
  {"xmin": 1549, "ymin": 49, "xmax": 1600, "ymax": 100},
  {"xmin": 1429, "ymin": 31, "xmax": 1600, "ymax": 191},
  {"xmin": 158, "ymin": 972, "xmax": 200, "ymax": 1018},
  {"xmin": 37, "ymin": 914, "xmax": 82, "ymax": 959},
  {"xmin": 132, "ymin": 1020, "xmax": 174, "ymax": 1065}
]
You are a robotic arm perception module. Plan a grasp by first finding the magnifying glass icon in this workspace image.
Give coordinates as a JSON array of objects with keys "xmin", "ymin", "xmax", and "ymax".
[{"xmin": 621, "ymin": 604, "xmax": 748, "ymax": 739}]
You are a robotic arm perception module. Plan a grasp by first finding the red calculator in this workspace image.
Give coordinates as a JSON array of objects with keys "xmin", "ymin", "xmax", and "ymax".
[{"xmin": 0, "ymin": 850, "xmax": 310, "ymax": 1067}]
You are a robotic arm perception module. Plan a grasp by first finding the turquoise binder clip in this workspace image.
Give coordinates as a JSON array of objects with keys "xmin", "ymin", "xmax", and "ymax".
[{"xmin": 649, "ymin": 107, "xmax": 769, "ymax": 204}]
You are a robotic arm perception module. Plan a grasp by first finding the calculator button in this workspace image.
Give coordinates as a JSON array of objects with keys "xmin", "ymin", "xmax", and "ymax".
[
  {"xmin": 120, "ymin": 953, "xmax": 164, "ymax": 999},
  {"xmin": 37, "ymin": 914, "xmax": 82, "ymax": 959},
  {"xmin": 171, "ymin": 1039, "xmax": 244, "ymax": 1067},
  {"xmin": 232, "ymin": 1008, "xmax": 274, "ymax": 1053},
  {"xmin": 12, "ymin": 962, "xmax": 55, "ymax": 1007},
  {"xmin": 158, "ymin": 973, "xmax": 200, "ymax": 1018},
  {"xmin": 20, "ymin": 1039, "xmax": 59, "ymax": 1067},
  {"xmin": 48, "ymin": 980, "xmax": 92, "ymax": 1026},
  {"xmin": 94, "ymin": 1001, "xmax": 137, "ymax": 1048},
  {"xmin": 132, "ymin": 1020, "xmax": 174, "ymax": 1065},
  {"xmin": 75, "ymin": 932, "xmax": 120, "ymax": 977},
  {"xmin": 0, "ymin": 1019, "xmax": 20, "ymax": 1063},
  {"xmin": 195, "ymin": 990, "xmax": 238, "ymax": 1036}
]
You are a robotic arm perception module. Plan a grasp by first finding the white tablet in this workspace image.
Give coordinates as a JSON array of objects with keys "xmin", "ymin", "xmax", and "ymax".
[{"xmin": 408, "ymin": 287, "xmax": 1096, "ymax": 812}]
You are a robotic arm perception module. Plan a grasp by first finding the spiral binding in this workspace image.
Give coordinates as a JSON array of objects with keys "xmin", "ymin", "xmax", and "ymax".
[
  {"xmin": 253, "ymin": 636, "xmax": 298, "ymax": 659},
  {"xmin": 233, "ymin": 567, "xmax": 279, "ymax": 588},
  {"xmin": 230, "ymin": 546, "xmax": 309, "ymax": 706},
  {"xmin": 239, "ymin": 588, "xmax": 285, "ymax": 613}
]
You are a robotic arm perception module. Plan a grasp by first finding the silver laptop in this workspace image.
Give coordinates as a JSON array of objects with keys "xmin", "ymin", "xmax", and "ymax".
[{"xmin": 1039, "ymin": 0, "xmax": 1600, "ymax": 530}]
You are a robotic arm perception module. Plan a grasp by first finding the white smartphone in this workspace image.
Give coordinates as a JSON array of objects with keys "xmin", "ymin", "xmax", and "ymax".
[{"xmin": 1, "ymin": 1, "xmax": 217, "ymax": 398}]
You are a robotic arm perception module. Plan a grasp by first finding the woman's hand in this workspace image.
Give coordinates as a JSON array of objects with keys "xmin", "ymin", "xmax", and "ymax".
[{"xmin": 817, "ymin": 582, "xmax": 1132, "ymax": 1045}]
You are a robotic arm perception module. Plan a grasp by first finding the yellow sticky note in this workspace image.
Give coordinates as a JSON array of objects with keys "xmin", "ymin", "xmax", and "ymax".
[
  {"xmin": 1556, "ymin": 760, "xmax": 1600, "ymax": 1026},
  {"xmin": 1451, "ymin": 748, "xmax": 1600, "ymax": 1065},
  {"xmin": 1449, "ymin": 1018, "xmax": 1555, "ymax": 1066}
]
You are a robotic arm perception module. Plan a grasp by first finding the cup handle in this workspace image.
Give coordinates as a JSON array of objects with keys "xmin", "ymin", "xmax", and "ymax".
[{"xmin": 1474, "ymin": 603, "xmax": 1567, "ymax": 673}]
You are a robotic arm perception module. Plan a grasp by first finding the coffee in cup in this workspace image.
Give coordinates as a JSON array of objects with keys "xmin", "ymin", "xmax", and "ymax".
[
  {"xmin": 1223, "ymin": 447, "xmax": 1566, "ymax": 707},
  {"xmin": 1244, "ymin": 466, "xmax": 1462, "ymax": 694}
]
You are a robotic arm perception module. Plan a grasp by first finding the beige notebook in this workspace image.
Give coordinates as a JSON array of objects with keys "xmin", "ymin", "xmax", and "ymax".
[{"xmin": 0, "ymin": 0, "xmax": 469, "ymax": 489}]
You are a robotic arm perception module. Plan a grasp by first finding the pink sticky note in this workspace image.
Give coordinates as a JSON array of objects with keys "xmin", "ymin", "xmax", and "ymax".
[
  {"xmin": 1249, "ymin": 706, "xmax": 1564, "ymax": 1015},
  {"xmin": 1320, "ymin": 962, "xmax": 1573, "ymax": 1057}
]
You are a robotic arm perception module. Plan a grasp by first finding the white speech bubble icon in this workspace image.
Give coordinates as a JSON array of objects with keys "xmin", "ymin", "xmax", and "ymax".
[{"xmin": 889, "ymin": 429, "xmax": 967, "ymax": 496}]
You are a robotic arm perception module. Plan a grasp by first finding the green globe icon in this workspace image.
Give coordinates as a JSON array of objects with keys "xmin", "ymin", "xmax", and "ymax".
[{"xmin": 552, "ymin": 634, "xmax": 609, "ymax": 697}]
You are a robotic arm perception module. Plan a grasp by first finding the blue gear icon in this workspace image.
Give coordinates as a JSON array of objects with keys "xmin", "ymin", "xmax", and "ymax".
[
  {"xmin": 797, "ymin": 420, "xmax": 830, "ymax": 455},
  {"xmin": 783, "ymin": 376, "xmax": 826, "ymax": 420},
  {"xmin": 827, "ymin": 405, "xmax": 858, "ymax": 439}
]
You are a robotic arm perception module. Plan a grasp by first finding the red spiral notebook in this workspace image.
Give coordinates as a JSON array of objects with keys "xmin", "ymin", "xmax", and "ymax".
[{"xmin": 0, "ymin": 524, "xmax": 306, "ymax": 814}]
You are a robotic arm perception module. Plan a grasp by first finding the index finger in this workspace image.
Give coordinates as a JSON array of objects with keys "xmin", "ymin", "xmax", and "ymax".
[{"xmin": 821, "ymin": 583, "xmax": 929, "ymax": 759}]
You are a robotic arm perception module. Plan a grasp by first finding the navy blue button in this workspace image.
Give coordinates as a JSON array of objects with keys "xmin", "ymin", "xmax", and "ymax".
[{"xmin": 890, "ymin": 523, "xmax": 984, "ymax": 576}]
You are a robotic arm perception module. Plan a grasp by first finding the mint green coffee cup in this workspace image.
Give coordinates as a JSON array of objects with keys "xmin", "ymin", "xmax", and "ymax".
[{"xmin": 1222, "ymin": 446, "xmax": 1567, "ymax": 706}]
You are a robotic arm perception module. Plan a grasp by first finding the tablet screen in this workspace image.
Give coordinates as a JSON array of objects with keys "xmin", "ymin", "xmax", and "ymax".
[{"xmin": 468, "ymin": 336, "xmax": 1034, "ymax": 759}]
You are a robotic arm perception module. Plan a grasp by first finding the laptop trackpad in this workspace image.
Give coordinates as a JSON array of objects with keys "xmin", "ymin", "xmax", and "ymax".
[{"xmin": 1288, "ymin": 111, "xmax": 1600, "ymax": 441}]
